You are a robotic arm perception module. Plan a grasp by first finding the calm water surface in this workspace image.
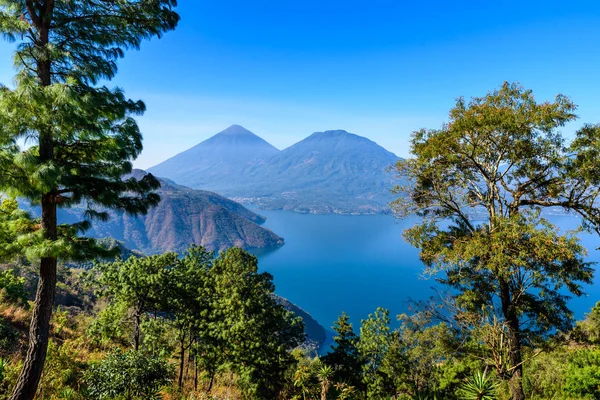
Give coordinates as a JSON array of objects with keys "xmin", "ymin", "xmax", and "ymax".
[{"xmin": 253, "ymin": 211, "xmax": 600, "ymax": 331}]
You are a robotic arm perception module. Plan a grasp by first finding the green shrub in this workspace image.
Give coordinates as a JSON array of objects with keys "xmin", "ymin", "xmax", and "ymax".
[
  {"xmin": 0, "ymin": 270, "xmax": 27, "ymax": 305},
  {"xmin": 563, "ymin": 349, "xmax": 600, "ymax": 399},
  {"xmin": 84, "ymin": 349, "xmax": 174, "ymax": 399}
]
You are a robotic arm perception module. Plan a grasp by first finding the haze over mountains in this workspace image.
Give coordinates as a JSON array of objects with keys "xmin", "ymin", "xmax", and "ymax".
[{"xmin": 149, "ymin": 125, "xmax": 401, "ymax": 214}]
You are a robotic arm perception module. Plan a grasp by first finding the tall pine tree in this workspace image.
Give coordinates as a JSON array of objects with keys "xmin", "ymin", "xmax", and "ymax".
[{"xmin": 0, "ymin": 2, "xmax": 178, "ymax": 399}]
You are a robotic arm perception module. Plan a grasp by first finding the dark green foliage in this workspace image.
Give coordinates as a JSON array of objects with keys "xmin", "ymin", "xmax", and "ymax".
[
  {"xmin": 357, "ymin": 308, "xmax": 396, "ymax": 399},
  {"xmin": 0, "ymin": 1, "xmax": 178, "ymax": 396},
  {"xmin": 323, "ymin": 313, "xmax": 363, "ymax": 390},
  {"xmin": 87, "ymin": 245, "xmax": 305, "ymax": 398},
  {"xmin": 85, "ymin": 349, "xmax": 174, "ymax": 400},
  {"xmin": 94, "ymin": 253, "xmax": 178, "ymax": 350},
  {"xmin": 210, "ymin": 248, "xmax": 305, "ymax": 399}
]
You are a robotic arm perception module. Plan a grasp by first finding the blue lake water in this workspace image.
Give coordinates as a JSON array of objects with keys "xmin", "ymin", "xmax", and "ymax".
[{"xmin": 253, "ymin": 210, "xmax": 600, "ymax": 332}]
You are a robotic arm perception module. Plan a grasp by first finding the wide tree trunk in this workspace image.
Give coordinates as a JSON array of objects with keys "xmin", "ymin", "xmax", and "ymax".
[
  {"xmin": 11, "ymin": 195, "xmax": 57, "ymax": 399},
  {"xmin": 499, "ymin": 279, "xmax": 525, "ymax": 400},
  {"xmin": 9, "ymin": 257, "xmax": 57, "ymax": 400},
  {"xmin": 10, "ymin": 5, "xmax": 57, "ymax": 397}
]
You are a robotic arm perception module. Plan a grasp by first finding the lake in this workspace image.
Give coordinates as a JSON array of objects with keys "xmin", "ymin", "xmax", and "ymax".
[{"xmin": 253, "ymin": 210, "xmax": 600, "ymax": 333}]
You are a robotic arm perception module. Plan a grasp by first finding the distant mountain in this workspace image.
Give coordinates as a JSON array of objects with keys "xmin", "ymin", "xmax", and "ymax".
[
  {"xmin": 23, "ymin": 170, "xmax": 284, "ymax": 254},
  {"xmin": 149, "ymin": 125, "xmax": 280, "ymax": 192},
  {"xmin": 235, "ymin": 130, "xmax": 401, "ymax": 213},
  {"xmin": 149, "ymin": 126, "xmax": 402, "ymax": 214}
]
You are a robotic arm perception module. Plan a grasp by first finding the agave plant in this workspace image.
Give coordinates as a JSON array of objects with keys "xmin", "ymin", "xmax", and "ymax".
[
  {"xmin": 458, "ymin": 371, "xmax": 498, "ymax": 400},
  {"xmin": 317, "ymin": 364, "xmax": 333, "ymax": 400}
]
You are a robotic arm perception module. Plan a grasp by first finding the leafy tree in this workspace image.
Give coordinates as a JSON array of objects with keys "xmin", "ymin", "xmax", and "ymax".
[
  {"xmin": 210, "ymin": 247, "xmax": 305, "ymax": 399},
  {"xmin": 323, "ymin": 312, "xmax": 363, "ymax": 391},
  {"xmin": 0, "ymin": 1, "xmax": 178, "ymax": 398},
  {"xmin": 88, "ymin": 299, "xmax": 131, "ymax": 349},
  {"xmin": 85, "ymin": 349, "xmax": 174, "ymax": 400},
  {"xmin": 392, "ymin": 82, "xmax": 600, "ymax": 400},
  {"xmin": 166, "ymin": 245, "xmax": 213, "ymax": 388},
  {"xmin": 0, "ymin": 199, "xmax": 35, "ymax": 262},
  {"xmin": 357, "ymin": 307, "xmax": 395, "ymax": 399},
  {"xmin": 94, "ymin": 253, "xmax": 177, "ymax": 351}
]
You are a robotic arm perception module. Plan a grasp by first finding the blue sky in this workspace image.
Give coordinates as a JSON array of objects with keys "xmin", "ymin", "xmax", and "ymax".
[{"xmin": 1, "ymin": 1, "xmax": 599, "ymax": 168}]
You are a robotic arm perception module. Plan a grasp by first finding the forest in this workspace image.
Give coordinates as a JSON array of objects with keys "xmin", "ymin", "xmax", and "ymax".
[{"xmin": 0, "ymin": 1, "xmax": 600, "ymax": 399}]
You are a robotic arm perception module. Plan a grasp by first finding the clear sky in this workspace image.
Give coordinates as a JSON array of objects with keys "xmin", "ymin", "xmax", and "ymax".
[{"xmin": 0, "ymin": 1, "xmax": 599, "ymax": 168}]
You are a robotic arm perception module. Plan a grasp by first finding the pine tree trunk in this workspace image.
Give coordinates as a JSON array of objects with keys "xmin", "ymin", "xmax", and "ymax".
[
  {"xmin": 10, "ymin": 4, "xmax": 57, "ymax": 398},
  {"xmin": 194, "ymin": 356, "xmax": 198, "ymax": 391},
  {"xmin": 178, "ymin": 332, "xmax": 186, "ymax": 388},
  {"xmin": 499, "ymin": 279, "xmax": 525, "ymax": 400},
  {"xmin": 9, "ymin": 255, "xmax": 57, "ymax": 400},
  {"xmin": 206, "ymin": 372, "xmax": 215, "ymax": 394},
  {"xmin": 133, "ymin": 302, "xmax": 143, "ymax": 352}
]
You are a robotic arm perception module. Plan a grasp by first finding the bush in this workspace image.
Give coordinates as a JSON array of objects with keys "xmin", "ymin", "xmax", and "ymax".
[
  {"xmin": 563, "ymin": 349, "xmax": 600, "ymax": 399},
  {"xmin": 85, "ymin": 349, "xmax": 174, "ymax": 399},
  {"xmin": 0, "ymin": 270, "xmax": 27, "ymax": 305}
]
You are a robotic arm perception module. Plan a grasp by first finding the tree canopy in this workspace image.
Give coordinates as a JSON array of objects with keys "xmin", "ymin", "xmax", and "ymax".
[{"xmin": 392, "ymin": 82, "xmax": 600, "ymax": 400}]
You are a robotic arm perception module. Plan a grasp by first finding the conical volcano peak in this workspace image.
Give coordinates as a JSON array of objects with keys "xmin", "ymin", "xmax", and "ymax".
[{"xmin": 218, "ymin": 124, "xmax": 255, "ymax": 136}]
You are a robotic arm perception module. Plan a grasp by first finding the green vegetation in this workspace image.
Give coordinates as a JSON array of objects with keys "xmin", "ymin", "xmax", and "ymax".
[
  {"xmin": 0, "ymin": 9, "xmax": 598, "ymax": 396},
  {"xmin": 0, "ymin": 1, "xmax": 179, "ymax": 398},
  {"xmin": 392, "ymin": 82, "xmax": 600, "ymax": 400}
]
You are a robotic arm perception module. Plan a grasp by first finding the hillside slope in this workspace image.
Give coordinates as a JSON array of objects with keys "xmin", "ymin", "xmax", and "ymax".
[{"xmin": 22, "ymin": 170, "xmax": 284, "ymax": 254}]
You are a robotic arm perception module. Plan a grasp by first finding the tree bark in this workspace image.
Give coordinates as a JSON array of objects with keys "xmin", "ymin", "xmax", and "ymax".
[
  {"xmin": 499, "ymin": 278, "xmax": 525, "ymax": 400},
  {"xmin": 178, "ymin": 331, "xmax": 186, "ymax": 388},
  {"xmin": 194, "ymin": 356, "xmax": 198, "ymax": 391},
  {"xmin": 133, "ymin": 301, "xmax": 143, "ymax": 351},
  {"xmin": 321, "ymin": 381, "xmax": 329, "ymax": 400},
  {"xmin": 10, "ymin": 3, "xmax": 57, "ymax": 399},
  {"xmin": 206, "ymin": 372, "xmax": 215, "ymax": 394}
]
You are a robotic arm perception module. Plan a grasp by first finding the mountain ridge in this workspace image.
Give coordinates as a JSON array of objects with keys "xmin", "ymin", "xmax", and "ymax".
[
  {"xmin": 149, "ymin": 125, "xmax": 402, "ymax": 214},
  {"xmin": 19, "ymin": 170, "xmax": 284, "ymax": 254}
]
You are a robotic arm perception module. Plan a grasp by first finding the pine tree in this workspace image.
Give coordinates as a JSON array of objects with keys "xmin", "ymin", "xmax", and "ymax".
[
  {"xmin": 323, "ymin": 312, "xmax": 363, "ymax": 390},
  {"xmin": 210, "ymin": 248, "xmax": 305, "ymax": 399},
  {"xmin": 0, "ymin": 2, "xmax": 179, "ymax": 398}
]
